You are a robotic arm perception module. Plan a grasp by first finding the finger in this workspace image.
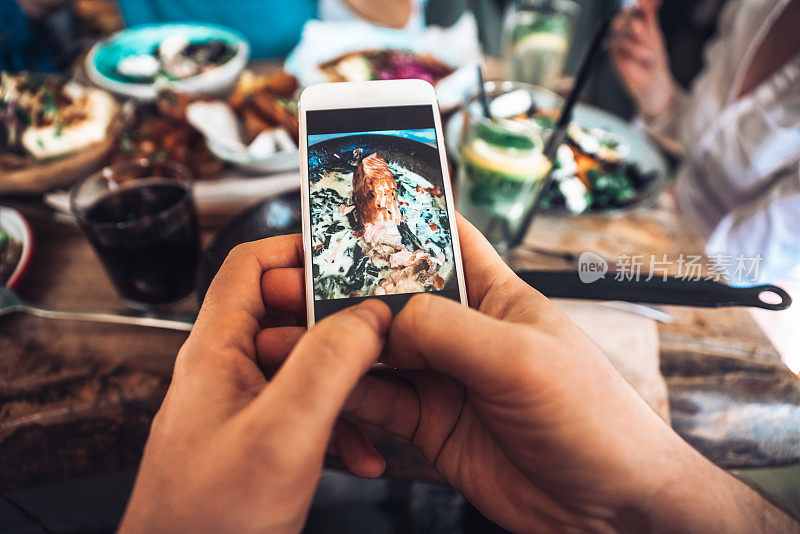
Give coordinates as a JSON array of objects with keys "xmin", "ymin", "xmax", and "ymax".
[
  {"xmin": 261, "ymin": 267, "xmax": 305, "ymax": 313},
  {"xmin": 255, "ymin": 299, "xmax": 392, "ymax": 434},
  {"xmin": 331, "ymin": 419, "xmax": 386, "ymax": 479},
  {"xmin": 611, "ymin": 51, "xmax": 657, "ymax": 87},
  {"xmin": 617, "ymin": 2, "xmax": 662, "ymax": 44},
  {"xmin": 627, "ymin": 17, "xmax": 652, "ymax": 43},
  {"xmin": 189, "ymin": 235, "xmax": 303, "ymax": 361},
  {"xmin": 612, "ymin": 18, "xmax": 650, "ymax": 47},
  {"xmin": 611, "ymin": 12, "xmax": 632, "ymax": 37},
  {"xmin": 455, "ymin": 214, "xmax": 558, "ymax": 326},
  {"xmin": 640, "ymin": 0, "xmax": 661, "ymax": 20},
  {"xmin": 343, "ymin": 372, "xmax": 422, "ymax": 441},
  {"xmin": 612, "ymin": 9, "xmax": 636, "ymax": 29},
  {"xmin": 454, "ymin": 214, "xmax": 517, "ymax": 305},
  {"xmin": 610, "ymin": 38, "xmax": 656, "ymax": 67},
  {"xmin": 260, "ymin": 307, "xmax": 302, "ymax": 329},
  {"xmin": 255, "ymin": 326, "xmax": 305, "ymax": 371},
  {"xmin": 345, "ymin": 369, "xmax": 467, "ymax": 467},
  {"xmin": 383, "ymin": 294, "xmax": 555, "ymax": 398},
  {"xmin": 326, "ymin": 432, "xmax": 338, "ymax": 457}
]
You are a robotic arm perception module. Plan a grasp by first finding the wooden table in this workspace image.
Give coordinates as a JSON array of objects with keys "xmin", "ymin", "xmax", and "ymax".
[{"xmin": 1, "ymin": 192, "xmax": 799, "ymax": 492}]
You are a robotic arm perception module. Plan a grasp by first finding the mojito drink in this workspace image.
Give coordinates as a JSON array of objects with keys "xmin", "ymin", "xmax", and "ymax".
[
  {"xmin": 457, "ymin": 117, "xmax": 551, "ymax": 246},
  {"xmin": 503, "ymin": 0, "xmax": 578, "ymax": 89}
]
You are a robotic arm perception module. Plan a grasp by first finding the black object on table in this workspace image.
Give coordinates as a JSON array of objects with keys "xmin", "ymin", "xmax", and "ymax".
[{"xmin": 197, "ymin": 193, "xmax": 792, "ymax": 312}]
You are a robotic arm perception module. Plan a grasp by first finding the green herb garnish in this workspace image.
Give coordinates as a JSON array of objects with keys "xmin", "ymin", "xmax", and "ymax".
[{"xmin": 119, "ymin": 135, "xmax": 135, "ymax": 154}]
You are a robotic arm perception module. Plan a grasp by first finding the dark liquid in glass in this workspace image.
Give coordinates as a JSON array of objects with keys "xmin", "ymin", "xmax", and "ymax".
[{"xmin": 83, "ymin": 182, "xmax": 200, "ymax": 305}]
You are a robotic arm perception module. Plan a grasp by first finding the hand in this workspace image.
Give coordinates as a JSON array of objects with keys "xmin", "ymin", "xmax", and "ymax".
[
  {"xmin": 261, "ymin": 218, "xmax": 799, "ymax": 533},
  {"xmin": 610, "ymin": 0, "xmax": 679, "ymax": 119},
  {"xmin": 119, "ymin": 237, "xmax": 393, "ymax": 534}
]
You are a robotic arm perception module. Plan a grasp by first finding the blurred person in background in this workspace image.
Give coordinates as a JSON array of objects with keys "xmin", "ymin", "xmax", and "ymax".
[
  {"xmin": 115, "ymin": 0, "xmax": 424, "ymax": 58},
  {"xmin": 611, "ymin": 0, "xmax": 800, "ymax": 284},
  {"xmin": 10, "ymin": 0, "xmax": 424, "ymax": 61}
]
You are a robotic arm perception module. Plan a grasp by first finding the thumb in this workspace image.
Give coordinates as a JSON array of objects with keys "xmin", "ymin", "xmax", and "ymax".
[
  {"xmin": 383, "ymin": 294, "xmax": 541, "ymax": 398},
  {"xmin": 255, "ymin": 299, "xmax": 392, "ymax": 434},
  {"xmin": 640, "ymin": 0, "xmax": 660, "ymax": 22}
]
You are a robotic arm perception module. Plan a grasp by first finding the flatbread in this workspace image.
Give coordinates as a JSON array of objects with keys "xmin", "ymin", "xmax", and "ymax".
[{"xmin": 0, "ymin": 110, "xmax": 124, "ymax": 194}]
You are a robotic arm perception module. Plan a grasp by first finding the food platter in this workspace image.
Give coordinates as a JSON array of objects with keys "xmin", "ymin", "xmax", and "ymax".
[
  {"xmin": 0, "ymin": 118, "xmax": 124, "ymax": 194},
  {"xmin": 288, "ymin": 46, "xmax": 475, "ymax": 112},
  {"xmin": 284, "ymin": 15, "xmax": 482, "ymax": 111},
  {"xmin": 307, "ymin": 134, "xmax": 456, "ymax": 300},
  {"xmin": 0, "ymin": 73, "xmax": 126, "ymax": 194}
]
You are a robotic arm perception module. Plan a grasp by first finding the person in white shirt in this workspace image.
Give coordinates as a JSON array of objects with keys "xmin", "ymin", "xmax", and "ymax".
[{"xmin": 611, "ymin": 0, "xmax": 800, "ymax": 284}]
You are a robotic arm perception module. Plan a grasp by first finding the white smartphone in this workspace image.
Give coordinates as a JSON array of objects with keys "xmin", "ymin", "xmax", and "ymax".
[{"xmin": 298, "ymin": 79, "xmax": 468, "ymax": 326}]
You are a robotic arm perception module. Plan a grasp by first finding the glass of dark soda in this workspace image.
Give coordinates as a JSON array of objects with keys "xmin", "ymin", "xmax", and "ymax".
[{"xmin": 70, "ymin": 159, "xmax": 200, "ymax": 308}]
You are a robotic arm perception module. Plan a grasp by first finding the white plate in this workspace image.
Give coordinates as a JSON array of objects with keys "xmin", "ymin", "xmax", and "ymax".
[{"xmin": 284, "ymin": 14, "xmax": 482, "ymax": 111}]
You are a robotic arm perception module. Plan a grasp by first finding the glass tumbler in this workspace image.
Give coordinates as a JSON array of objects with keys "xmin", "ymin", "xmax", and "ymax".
[
  {"xmin": 502, "ymin": 0, "xmax": 580, "ymax": 90},
  {"xmin": 456, "ymin": 82, "xmax": 555, "ymax": 252},
  {"xmin": 70, "ymin": 159, "xmax": 201, "ymax": 308}
]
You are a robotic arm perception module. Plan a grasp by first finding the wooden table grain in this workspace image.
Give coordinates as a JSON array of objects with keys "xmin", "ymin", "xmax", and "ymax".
[{"xmin": 1, "ymin": 192, "xmax": 798, "ymax": 492}]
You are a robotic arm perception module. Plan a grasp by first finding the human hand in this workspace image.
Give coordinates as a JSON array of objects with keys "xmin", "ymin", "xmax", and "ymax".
[
  {"xmin": 610, "ymin": 0, "xmax": 679, "ymax": 119},
  {"xmin": 118, "ymin": 237, "xmax": 392, "ymax": 534},
  {"xmin": 260, "ymin": 218, "xmax": 798, "ymax": 533}
]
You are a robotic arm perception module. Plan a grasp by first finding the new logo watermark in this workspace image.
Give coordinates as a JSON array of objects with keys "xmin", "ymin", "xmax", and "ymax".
[{"xmin": 578, "ymin": 252, "xmax": 608, "ymax": 284}]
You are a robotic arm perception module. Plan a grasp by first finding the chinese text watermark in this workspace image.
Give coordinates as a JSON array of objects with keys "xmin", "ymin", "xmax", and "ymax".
[{"xmin": 578, "ymin": 252, "xmax": 762, "ymax": 284}]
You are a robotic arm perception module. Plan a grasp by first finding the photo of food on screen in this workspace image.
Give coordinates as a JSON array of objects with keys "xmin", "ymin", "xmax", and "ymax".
[{"xmin": 307, "ymin": 128, "xmax": 455, "ymax": 302}]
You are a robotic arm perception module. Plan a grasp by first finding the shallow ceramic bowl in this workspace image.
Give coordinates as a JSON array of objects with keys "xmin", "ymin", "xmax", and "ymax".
[{"xmin": 86, "ymin": 23, "xmax": 250, "ymax": 100}]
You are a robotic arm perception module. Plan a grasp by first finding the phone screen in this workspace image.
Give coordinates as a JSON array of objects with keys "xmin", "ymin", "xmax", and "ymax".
[{"xmin": 306, "ymin": 104, "xmax": 463, "ymax": 321}]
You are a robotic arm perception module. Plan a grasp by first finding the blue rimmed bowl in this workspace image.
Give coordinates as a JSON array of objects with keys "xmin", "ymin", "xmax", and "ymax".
[{"xmin": 86, "ymin": 23, "xmax": 250, "ymax": 100}]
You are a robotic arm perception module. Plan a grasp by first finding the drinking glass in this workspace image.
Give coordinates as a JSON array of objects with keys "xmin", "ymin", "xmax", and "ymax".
[
  {"xmin": 456, "ymin": 81, "xmax": 555, "ymax": 253},
  {"xmin": 502, "ymin": 0, "xmax": 580, "ymax": 90},
  {"xmin": 70, "ymin": 159, "xmax": 201, "ymax": 308}
]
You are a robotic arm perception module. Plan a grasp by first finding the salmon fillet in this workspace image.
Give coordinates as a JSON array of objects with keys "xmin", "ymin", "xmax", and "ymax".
[
  {"xmin": 351, "ymin": 152, "xmax": 445, "ymax": 296},
  {"xmin": 353, "ymin": 153, "xmax": 402, "ymax": 248}
]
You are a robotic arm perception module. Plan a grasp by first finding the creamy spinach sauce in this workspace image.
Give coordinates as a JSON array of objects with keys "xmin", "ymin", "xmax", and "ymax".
[{"xmin": 310, "ymin": 160, "xmax": 454, "ymax": 300}]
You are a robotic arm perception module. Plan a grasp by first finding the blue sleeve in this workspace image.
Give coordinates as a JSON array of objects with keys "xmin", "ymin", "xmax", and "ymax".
[
  {"xmin": 0, "ymin": 1, "xmax": 55, "ymax": 71},
  {"xmin": 115, "ymin": 0, "xmax": 316, "ymax": 59}
]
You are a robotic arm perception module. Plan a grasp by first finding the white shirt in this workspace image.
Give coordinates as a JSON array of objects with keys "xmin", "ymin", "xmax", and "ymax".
[
  {"xmin": 319, "ymin": 0, "xmax": 425, "ymax": 30},
  {"xmin": 643, "ymin": 0, "xmax": 800, "ymax": 284}
]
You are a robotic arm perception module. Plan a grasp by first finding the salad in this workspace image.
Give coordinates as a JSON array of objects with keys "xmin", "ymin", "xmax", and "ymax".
[{"xmin": 319, "ymin": 49, "xmax": 454, "ymax": 85}]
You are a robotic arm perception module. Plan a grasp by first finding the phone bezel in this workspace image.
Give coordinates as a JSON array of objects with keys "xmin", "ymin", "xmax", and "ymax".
[{"xmin": 298, "ymin": 79, "xmax": 469, "ymax": 326}]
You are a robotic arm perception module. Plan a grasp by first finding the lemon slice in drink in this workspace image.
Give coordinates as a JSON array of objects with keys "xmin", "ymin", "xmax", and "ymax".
[{"xmin": 463, "ymin": 138, "xmax": 551, "ymax": 179}]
